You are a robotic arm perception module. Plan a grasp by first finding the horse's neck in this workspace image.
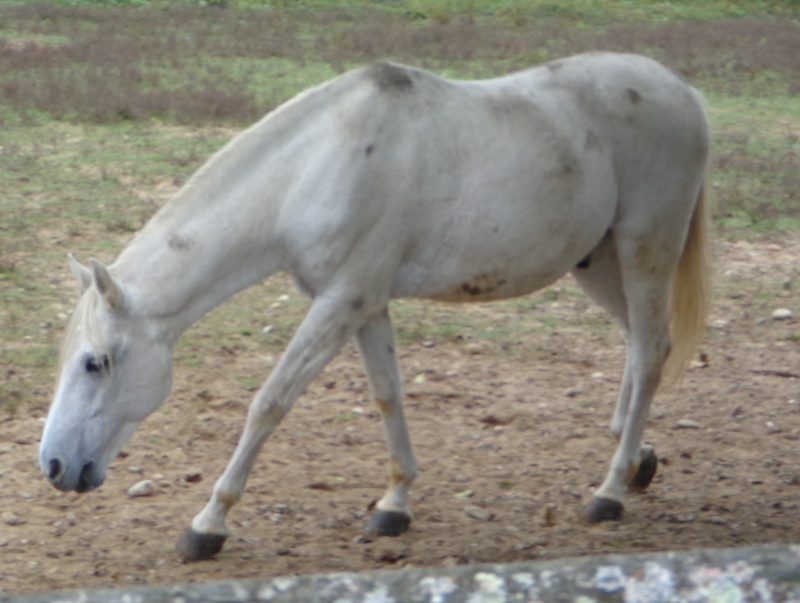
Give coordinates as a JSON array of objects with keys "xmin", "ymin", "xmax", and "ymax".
[
  {"xmin": 112, "ymin": 130, "xmax": 289, "ymax": 339},
  {"xmin": 110, "ymin": 72, "xmax": 357, "ymax": 341}
]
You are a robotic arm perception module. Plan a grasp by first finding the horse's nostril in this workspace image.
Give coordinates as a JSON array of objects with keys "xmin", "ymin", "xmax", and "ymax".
[
  {"xmin": 76, "ymin": 462, "xmax": 95, "ymax": 493},
  {"xmin": 48, "ymin": 458, "xmax": 63, "ymax": 481}
]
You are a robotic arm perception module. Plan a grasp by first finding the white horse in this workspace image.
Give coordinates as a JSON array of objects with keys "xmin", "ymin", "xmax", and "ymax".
[{"xmin": 39, "ymin": 52, "xmax": 710, "ymax": 561}]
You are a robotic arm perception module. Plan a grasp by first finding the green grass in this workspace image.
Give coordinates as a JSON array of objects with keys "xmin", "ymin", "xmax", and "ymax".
[
  {"xmin": 7, "ymin": 0, "xmax": 795, "ymax": 23},
  {"xmin": 0, "ymin": 120, "xmax": 228, "ymax": 415},
  {"xmin": 708, "ymin": 94, "xmax": 800, "ymax": 233},
  {"xmin": 1, "ymin": 2, "xmax": 798, "ymax": 125}
]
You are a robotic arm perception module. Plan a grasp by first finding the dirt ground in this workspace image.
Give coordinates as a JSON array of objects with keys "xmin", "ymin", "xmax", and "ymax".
[{"xmin": 2, "ymin": 235, "xmax": 800, "ymax": 596}]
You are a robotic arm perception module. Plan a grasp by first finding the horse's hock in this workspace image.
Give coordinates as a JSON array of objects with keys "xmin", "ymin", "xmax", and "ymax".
[{"xmin": 4, "ymin": 545, "xmax": 799, "ymax": 602}]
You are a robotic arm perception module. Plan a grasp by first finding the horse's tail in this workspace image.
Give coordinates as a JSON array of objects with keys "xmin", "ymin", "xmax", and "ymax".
[{"xmin": 663, "ymin": 181, "xmax": 710, "ymax": 384}]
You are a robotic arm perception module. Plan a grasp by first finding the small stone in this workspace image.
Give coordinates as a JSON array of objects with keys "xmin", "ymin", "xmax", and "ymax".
[
  {"xmin": 564, "ymin": 386, "xmax": 583, "ymax": 398},
  {"xmin": 706, "ymin": 515, "xmax": 728, "ymax": 525},
  {"xmin": 464, "ymin": 506, "xmax": 494, "ymax": 521},
  {"xmin": 766, "ymin": 421, "xmax": 781, "ymax": 434},
  {"xmin": 543, "ymin": 503, "xmax": 557, "ymax": 526},
  {"xmin": 690, "ymin": 352, "xmax": 710, "ymax": 369},
  {"xmin": 2, "ymin": 511, "xmax": 22, "ymax": 526},
  {"xmin": 464, "ymin": 342, "xmax": 483, "ymax": 355},
  {"xmin": 127, "ymin": 479, "xmax": 157, "ymax": 498},
  {"xmin": 772, "ymin": 308, "xmax": 793, "ymax": 320},
  {"xmin": 375, "ymin": 548, "xmax": 404, "ymax": 564},
  {"xmin": 675, "ymin": 419, "xmax": 701, "ymax": 430}
]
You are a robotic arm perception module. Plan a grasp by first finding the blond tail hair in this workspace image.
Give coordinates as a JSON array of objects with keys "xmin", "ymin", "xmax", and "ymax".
[{"xmin": 662, "ymin": 182, "xmax": 711, "ymax": 384}]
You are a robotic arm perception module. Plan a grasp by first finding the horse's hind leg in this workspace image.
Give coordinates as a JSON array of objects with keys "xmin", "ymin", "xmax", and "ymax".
[
  {"xmin": 584, "ymin": 230, "xmax": 675, "ymax": 522},
  {"xmin": 572, "ymin": 231, "xmax": 667, "ymax": 521},
  {"xmin": 572, "ymin": 231, "xmax": 632, "ymax": 439},
  {"xmin": 355, "ymin": 308, "xmax": 418, "ymax": 537}
]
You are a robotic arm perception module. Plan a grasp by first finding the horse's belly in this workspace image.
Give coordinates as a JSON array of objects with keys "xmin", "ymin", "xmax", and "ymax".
[
  {"xmin": 388, "ymin": 132, "xmax": 617, "ymax": 303},
  {"xmin": 427, "ymin": 266, "xmax": 564, "ymax": 302},
  {"xmin": 391, "ymin": 184, "xmax": 616, "ymax": 302},
  {"xmin": 391, "ymin": 237, "xmax": 583, "ymax": 303}
]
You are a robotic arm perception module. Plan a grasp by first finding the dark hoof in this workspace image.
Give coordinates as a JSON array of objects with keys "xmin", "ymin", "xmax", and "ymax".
[
  {"xmin": 586, "ymin": 497, "xmax": 624, "ymax": 523},
  {"xmin": 365, "ymin": 510, "xmax": 411, "ymax": 537},
  {"xmin": 177, "ymin": 528, "xmax": 228, "ymax": 562},
  {"xmin": 629, "ymin": 447, "xmax": 658, "ymax": 491}
]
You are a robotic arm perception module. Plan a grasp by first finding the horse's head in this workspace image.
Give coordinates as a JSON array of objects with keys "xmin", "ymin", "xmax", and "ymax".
[{"xmin": 39, "ymin": 255, "xmax": 173, "ymax": 493}]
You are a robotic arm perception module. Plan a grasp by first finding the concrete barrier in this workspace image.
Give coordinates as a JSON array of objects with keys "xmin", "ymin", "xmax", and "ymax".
[{"xmin": 4, "ymin": 544, "xmax": 800, "ymax": 602}]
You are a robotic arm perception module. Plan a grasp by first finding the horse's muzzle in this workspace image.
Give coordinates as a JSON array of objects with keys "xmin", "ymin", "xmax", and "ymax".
[{"xmin": 44, "ymin": 458, "xmax": 104, "ymax": 493}]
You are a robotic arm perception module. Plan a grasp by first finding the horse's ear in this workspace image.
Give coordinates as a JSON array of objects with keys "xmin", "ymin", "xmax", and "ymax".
[
  {"xmin": 89, "ymin": 258, "xmax": 124, "ymax": 311},
  {"xmin": 68, "ymin": 253, "xmax": 93, "ymax": 294}
]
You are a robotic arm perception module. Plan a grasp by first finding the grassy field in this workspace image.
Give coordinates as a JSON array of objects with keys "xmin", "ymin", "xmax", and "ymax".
[{"xmin": 1, "ymin": 0, "xmax": 799, "ymax": 415}]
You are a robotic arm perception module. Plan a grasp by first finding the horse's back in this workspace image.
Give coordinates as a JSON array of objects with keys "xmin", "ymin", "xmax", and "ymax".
[
  {"xmin": 346, "ymin": 52, "xmax": 708, "ymax": 214},
  {"xmin": 281, "ymin": 54, "xmax": 709, "ymax": 302}
]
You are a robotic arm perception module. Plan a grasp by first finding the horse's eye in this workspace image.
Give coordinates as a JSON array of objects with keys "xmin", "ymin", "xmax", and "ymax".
[{"xmin": 85, "ymin": 355, "xmax": 110, "ymax": 374}]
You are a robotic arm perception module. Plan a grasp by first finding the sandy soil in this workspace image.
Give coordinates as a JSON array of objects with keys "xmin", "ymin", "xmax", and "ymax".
[{"xmin": 2, "ymin": 236, "xmax": 799, "ymax": 595}]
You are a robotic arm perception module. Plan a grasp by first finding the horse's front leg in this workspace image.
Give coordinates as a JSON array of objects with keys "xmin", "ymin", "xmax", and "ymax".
[
  {"xmin": 356, "ymin": 308, "xmax": 418, "ymax": 537},
  {"xmin": 177, "ymin": 296, "xmax": 365, "ymax": 561}
]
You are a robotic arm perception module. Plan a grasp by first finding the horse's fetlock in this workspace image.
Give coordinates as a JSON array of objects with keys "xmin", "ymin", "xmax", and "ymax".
[
  {"xmin": 375, "ymin": 397, "xmax": 392, "ymax": 415},
  {"xmin": 389, "ymin": 456, "xmax": 417, "ymax": 486},
  {"xmin": 215, "ymin": 489, "xmax": 240, "ymax": 509}
]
